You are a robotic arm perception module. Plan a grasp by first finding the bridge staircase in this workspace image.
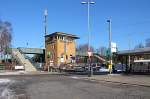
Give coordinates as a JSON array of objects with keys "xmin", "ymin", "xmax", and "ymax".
[
  {"xmin": 76, "ymin": 51, "xmax": 107, "ymax": 62},
  {"xmin": 11, "ymin": 48, "xmax": 37, "ymax": 71},
  {"xmin": 93, "ymin": 53, "xmax": 106, "ymax": 62}
]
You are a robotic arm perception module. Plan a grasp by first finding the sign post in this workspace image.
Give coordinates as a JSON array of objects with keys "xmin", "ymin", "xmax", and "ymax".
[
  {"xmin": 106, "ymin": 48, "xmax": 112, "ymax": 74},
  {"xmin": 47, "ymin": 51, "xmax": 51, "ymax": 72},
  {"xmin": 87, "ymin": 51, "xmax": 93, "ymax": 77}
]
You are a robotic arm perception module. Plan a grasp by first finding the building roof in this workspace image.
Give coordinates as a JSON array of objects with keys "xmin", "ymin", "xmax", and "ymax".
[
  {"xmin": 45, "ymin": 32, "xmax": 79, "ymax": 39},
  {"xmin": 117, "ymin": 47, "xmax": 150, "ymax": 55}
]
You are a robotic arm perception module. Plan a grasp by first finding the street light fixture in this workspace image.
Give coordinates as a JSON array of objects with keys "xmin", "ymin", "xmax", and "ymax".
[
  {"xmin": 81, "ymin": 0, "xmax": 95, "ymax": 77},
  {"xmin": 81, "ymin": 1, "xmax": 95, "ymax": 4}
]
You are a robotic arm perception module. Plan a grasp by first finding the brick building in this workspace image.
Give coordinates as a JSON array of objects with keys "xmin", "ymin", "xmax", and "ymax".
[{"xmin": 45, "ymin": 32, "xmax": 79, "ymax": 68}]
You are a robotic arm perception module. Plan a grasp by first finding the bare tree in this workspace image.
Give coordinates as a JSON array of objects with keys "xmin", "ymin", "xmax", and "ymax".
[
  {"xmin": 96, "ymin": 46, "xmax": 107, "ymax": 56},
  {"xmin": 145, "ymin": 38, "xmax": 150, "ymax": 47},
  {"xmin": 0, "ymin": 20, "xmax": 12, "ymax": 61},
  {"xmin": 76, "ymin": 43, "xmax": 94, "ymax": 53},
  {"xmin": 134, "ymin": 43, "xmax": 144, "ymax": 49}
]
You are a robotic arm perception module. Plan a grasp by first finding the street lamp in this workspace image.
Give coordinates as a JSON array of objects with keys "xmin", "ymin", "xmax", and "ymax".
[
  {"xmin": 81, "ymin": 0, "xmax": 95, "ymax": 77},
  {"xmin": 81, "ymin": 1, "xmax": 95, "ymax": 51},
  {"xmin": 107, "ymin": 19, "xmax": 112, "ymax": 74}
]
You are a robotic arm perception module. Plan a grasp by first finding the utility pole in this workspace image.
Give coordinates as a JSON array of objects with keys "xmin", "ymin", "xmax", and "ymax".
[
  {"xmin": 107, "ymin": 19, "xmax": 112, "ymax": 74},
  {"xmin": 81, "ymin": 0, "xmax": 95, "ymax": 77}
]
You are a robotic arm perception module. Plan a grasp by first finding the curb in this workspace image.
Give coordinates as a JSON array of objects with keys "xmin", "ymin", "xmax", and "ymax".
[{"xmin": 81, "ymin": 77, "xmax": 150, "ymax": 88}]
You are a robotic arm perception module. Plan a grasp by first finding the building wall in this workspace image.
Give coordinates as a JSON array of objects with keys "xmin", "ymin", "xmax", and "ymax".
[
  {"xmin": 45, "ymin": 35, "xmax": 76, "ymax": 68},
  {"xmin": 56, "ymin": 39, "xmax": 76, "ymax": 66},
  {"xmin": 45, "ymin": 37, "xmax": 57, "ymax": 68}
]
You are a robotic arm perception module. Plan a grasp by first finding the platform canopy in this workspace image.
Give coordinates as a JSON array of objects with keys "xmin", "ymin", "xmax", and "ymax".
[{"xmin": 117, "ymin": 47, "xmax": 150, "ymax": 55}]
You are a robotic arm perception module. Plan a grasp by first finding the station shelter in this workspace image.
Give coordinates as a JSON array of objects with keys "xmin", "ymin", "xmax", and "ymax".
[{"xmin": 117, "ymin": 47, "xmax": 150, "ymax": 73}]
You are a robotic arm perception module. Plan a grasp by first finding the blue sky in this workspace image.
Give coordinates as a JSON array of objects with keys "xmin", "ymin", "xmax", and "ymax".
[{"xmin": 0, "ymin": 0, "xmax": 150, "ymax": 50}]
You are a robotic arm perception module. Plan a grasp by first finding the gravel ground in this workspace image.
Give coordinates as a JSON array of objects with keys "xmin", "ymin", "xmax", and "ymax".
[{"xmin": 0, "ymin": 74, "xmax": 150, "ymax": 99}]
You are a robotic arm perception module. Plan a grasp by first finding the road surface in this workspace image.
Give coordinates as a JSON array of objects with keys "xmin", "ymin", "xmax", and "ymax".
[{"xmin": 0, "ymin": 74, "xmax": 150, "ymax": 99}]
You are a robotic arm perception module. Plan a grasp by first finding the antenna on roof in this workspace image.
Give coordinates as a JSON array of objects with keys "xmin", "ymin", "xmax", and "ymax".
[{"xmin": 44, "ymin": 9, "xmax": 48, "ymax": 36}]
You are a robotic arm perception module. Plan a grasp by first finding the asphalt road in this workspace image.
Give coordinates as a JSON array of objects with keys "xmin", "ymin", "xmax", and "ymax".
[{"xmin": 0, "ymin": 74, "xmax": 150, "ymax": 99}]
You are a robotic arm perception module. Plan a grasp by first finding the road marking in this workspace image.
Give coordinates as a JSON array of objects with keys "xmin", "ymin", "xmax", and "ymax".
[{"xmin": 70, "ymin": 76, "xmax": 79, "ymax": 79}]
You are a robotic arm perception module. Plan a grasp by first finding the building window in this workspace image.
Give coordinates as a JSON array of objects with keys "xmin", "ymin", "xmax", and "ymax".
[
  {"xmin": 58, "ymin": 36, "xmax": 64, "ymax": 40},
  {"xmin": 52, "ymin": 44, "xmax": 54, "ymax": 49},
  {"xmin": 54, "ymin": 45, "xmax": 55, "ymax": 49},
  {"xmin": 55, "ymin": 36, "xmax": 57, "ymax": 40},
  {"xmin": 66, "ymin": 55, "xmax": 68, "ymax": 60}
]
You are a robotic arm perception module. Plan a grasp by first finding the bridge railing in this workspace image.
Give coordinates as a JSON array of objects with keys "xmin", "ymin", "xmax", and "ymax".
[{"xmin": 17, "ymin": 47, "xmax": 44, "ymax": 54}]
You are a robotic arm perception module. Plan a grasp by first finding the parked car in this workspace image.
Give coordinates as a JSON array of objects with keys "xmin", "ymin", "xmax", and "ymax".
[
  {"xmin": 74, "ymin": 65, "xmax": 85, "ymax": 72},
  {"xmin": 113, "ymin": 63, "xmax": 126, "ymax": 73},
  {"xmin": 99, "ymin": 67, "xmax": 109, "ymax": 72}
]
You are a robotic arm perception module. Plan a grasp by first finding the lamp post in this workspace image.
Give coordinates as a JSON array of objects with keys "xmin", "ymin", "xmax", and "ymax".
[
  {"xmin": 81, "ymin": 0, "xmax": 95, "ymax": 77},
  {"xmin": 107, "ymin": 19, "xmax": 112, "ymax": 74}
]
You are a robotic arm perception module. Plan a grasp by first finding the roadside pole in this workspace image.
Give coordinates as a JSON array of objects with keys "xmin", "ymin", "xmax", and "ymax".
[
  {"xmin": 107, "ymin": 19, "xmax": 112, "ymax": 74},
  {"xmin": 81, "ymin": 0, "xmax": 95, "ymax": 77},
  {"xmin": 88, "ymin": 51, "xmax": 92, "ymax": 77}
]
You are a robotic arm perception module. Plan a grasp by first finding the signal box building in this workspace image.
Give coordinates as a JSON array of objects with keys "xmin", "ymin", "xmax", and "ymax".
[{"xmin": 45, "ymin": 32, "xmax": 79, "ymax": 68}]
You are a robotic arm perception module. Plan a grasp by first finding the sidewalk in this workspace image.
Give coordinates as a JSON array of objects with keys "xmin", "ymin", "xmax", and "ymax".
[{"xmin": 80, "ymin": 74, "xmax": 150, "ymax": 87}]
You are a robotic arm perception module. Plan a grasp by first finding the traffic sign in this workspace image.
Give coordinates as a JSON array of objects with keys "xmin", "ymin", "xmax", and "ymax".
[{"xmin": 87, "ymin": 51, "xmax": 92, "ymax": 57}]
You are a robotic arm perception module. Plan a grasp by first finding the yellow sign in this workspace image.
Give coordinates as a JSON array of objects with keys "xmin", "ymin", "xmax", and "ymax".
[{"xmin": 108, "ymin": 64, "xmax": 112, "ymax": 71}]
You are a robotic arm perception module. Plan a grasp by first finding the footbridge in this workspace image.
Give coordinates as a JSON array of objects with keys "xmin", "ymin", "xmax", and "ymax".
[
  {"xmin": 18, "ymin": 47, "xmax": 44, "ymax": 54},
  {"xmin": 76, "ymin": 52, "xmax": 107, "ymax": 62},
  {"xmin": 11, "ymin": 48, "xmax": 44, "ymax": 72}
]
